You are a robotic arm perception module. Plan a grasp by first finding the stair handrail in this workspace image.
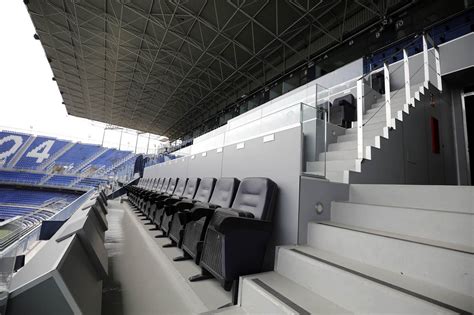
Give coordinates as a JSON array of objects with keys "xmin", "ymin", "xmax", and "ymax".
[
  {"xmin": 355, "ymin": 32, "xmax": 441, "ymax": 160},
  {"xmin": 423, "ymin": 32, "xmax": 442, "ymax": 92}
]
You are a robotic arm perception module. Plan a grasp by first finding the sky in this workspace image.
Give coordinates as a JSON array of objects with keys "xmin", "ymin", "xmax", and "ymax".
[{"xmin": 0, "ymin": 1, "xmax": 166, "ymax": 154}]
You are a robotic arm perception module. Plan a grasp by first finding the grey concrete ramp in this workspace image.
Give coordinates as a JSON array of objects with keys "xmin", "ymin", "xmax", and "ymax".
[{"xmin": 102, "ymin": 199, "xmax": 231, "ymax": 314}]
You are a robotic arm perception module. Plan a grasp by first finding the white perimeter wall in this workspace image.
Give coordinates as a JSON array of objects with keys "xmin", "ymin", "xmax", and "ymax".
[{"xmin": 144, "ymin": 126, "xmax": 302, "ymax": 269}]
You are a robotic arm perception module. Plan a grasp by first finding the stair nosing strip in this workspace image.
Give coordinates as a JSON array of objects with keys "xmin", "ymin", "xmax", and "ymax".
[
  {"xmin": 250, "ymin": 278, "xmax": 311, "ymax": 315},
  {"xmin": 337, "ymin": 200, "xmax": 473, "ymax": 215},
  {"xmin": 317, "ymin": 221, "xmax": 474, "ymax": 255},
  {"xmin": 289, "ymin": 249, "xmax": 471, "ymax": 315}
]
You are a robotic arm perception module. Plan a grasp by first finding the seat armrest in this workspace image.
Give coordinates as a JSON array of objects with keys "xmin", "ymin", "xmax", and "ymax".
[
  {"xmin": 174, "ymin": 200, "xmax": 196, "ymax": 211},
  {"xmin": 164, "ymin": 197, "xmax": 181, "ymax": 205},
  {"xmin": 164, "ymin": 204, "xmax": 175, "ymax": 215},
  {"xmin": 150, "ymin": 194, "xmax": 168, "ymax": 202},
  {"xmin": 214, "ymin": 217, "xmax": 272, "ymax": 234},
  {"xmin": 178, "ymin": 206, "xmax": 216, "ymax": 224}
]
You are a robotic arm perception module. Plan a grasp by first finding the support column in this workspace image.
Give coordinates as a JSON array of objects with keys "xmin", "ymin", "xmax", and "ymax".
[
  {"xmin": 384, "ymin": 63, "xmax": 392, "ymax": 129},
  {"xmin": 356, "ymin": 79, "xmax": 364, "ymax": 160},
  {"xmin": 403, "ymin": 49, "xmax": 411, "ymax": 106}
]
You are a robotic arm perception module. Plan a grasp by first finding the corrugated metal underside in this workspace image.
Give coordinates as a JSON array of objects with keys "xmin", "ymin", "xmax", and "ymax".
[{"xmin": 26, "ymin": 0, "xmax": 408, "ymax": 138}]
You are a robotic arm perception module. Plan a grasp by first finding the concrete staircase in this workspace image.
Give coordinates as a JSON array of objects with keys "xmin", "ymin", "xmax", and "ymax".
[
  {"xmin": 306, "ymin": 83, "xmax": 430, "ymax": 183},
  {"xmin": 211, "ymin": 184, "xmax": 473, "ymax": 314}
]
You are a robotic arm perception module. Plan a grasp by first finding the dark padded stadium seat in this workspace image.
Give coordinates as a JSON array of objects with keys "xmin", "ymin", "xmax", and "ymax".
[
  {"xmin": 126, "ymin": 178, "xmax": 143, "ymax": 196},
  {"xmin": 160, "ymin": 178, "xmax": 201, "ymax": 242},
  {"xmin": 330, "ymin": 94, "xmax": 356, "ymax": 128},
  {"xmin": 142, "ymin": 178, "xmax": 168, "ymax": 215},
  {"xmin": 129, "ymin": 178, "xmax": 156, "ymax": 209},
  {"xmin": 179, "ymin": 177, "xmax": 240, "ymax": 264},
  {"xmin": 129, "ymin": 178, "xmax": 153, "ymax": 205},
  {"xmin": 138, "ymin": 178, "xmax": 163, "ymax": 212},
  {"xmin": 140, "ymin": 178, "xmax": 171, "ymax": 217},
  {"xmin": 167, "ymin": 177, "xmax": 217, "ymax": 250},
  {"xmin": 149, "ymin": 178, "xmax": 185, "ymax": 226},
  {"xmin": 142, "ymin": 178, "xmax": 174, "ymax": 217},
  {"xmin": 137, "ymin": 178, "xmax": 161, "ymax": 211},
  {"xmin": 130, "ymin": 178, "xmax": 156, "ymax": 211},
  {"xmin": 190, "ymin": 177, "xmax": 278, "ymax": 291},
  {"xmin": 99, "ymin": 190, "xmax": 108, "ymax": 206}
]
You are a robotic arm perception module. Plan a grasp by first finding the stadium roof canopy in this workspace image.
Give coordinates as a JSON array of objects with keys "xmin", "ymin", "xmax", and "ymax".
[{"xmin": 26, "ymin": 0, "xmax": 413, "ymax": 139}]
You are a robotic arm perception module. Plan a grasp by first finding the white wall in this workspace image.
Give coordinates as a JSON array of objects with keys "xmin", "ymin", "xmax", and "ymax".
[
  {"xmin": 144, "ymin": 126, "xmax": 302, "ymax": 268},
  {"xmin": 174, "ymin": 59, "xmax": 364, "ymax": 156}
]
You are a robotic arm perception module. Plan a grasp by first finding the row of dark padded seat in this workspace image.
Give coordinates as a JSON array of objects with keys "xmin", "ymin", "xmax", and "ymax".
[{"xmin": 126, "ymin": 176, "xmax": 278, "ymax": 291}]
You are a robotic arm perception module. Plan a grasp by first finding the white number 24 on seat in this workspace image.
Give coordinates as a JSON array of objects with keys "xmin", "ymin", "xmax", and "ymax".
[{"xmin": 26, "ymin": 140, "xmax": 55, "ymax": 163}]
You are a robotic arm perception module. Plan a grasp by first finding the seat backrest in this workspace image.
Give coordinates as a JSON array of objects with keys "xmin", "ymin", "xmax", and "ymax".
[
  {"xmin": 173, "ymin": 178, "xmax": 188, "ymax": 197},
  {"xmin": 143, "ymin": 178, "xmax": 150, "ymax": 188},
  {"xmin": 209, "ymin": 177, "xmax": 240, "ymax": 208},
  {"xmin": 231, "ymin": 177, "xmax": 278, "ymax": 220},
  {"xmin": 153, "ymin": 178, "xmax": 162, "ymax": 191},
  {"xmin": 182, "ymin": 178, "xmax": 200, "ymax": 199},
  {"xmin": 160, "ymin": 178, "xmax": 170, "ymax": 192},
  {"xmin": 166, "ymin": 178, "xmax": 178, "ymax": 194},
  {"xmin": 194, "ymin": 177, "xmax": 216, "ymax": 203},
  {"xmin": 148, "ymin": 178, "xmax": 156, "ymax": 189}
]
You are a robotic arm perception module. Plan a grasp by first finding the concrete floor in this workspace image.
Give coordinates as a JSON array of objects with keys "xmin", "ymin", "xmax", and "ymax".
[{"xmin": 102, "ymin": 199, "xmax": 231, "ymax": 315}]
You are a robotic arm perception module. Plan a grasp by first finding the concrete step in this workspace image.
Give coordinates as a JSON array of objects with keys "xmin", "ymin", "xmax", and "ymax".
[
  {"xmin": 360, "ymin": 92, "xmax": 420, "ymax": 124},
  {"xmin": 349, "ymin": 184, "xmax": 474, "ymax": 214},
  {"xmin": 328, "ymin": 138, "xmax": 376, "ymax": 151},
  {"xmin": 276, "ymin": 245, "xmax": 470, "ymax": 313},
  {"xmin": 337, "ymin": 129, "xmax": 384, "ymax": 143},
  {"xmin": 307, "ymin": 221, "xmax": 474, "ymax": 297},
  {"xmin": 318, "ymin": 149, "xmax": 357, "ymax": 161},
  {"xmin": 302, "ymin": 171, "xmax": 349, "ymax": 183},
  {"xmin": 368, "ymin": 93, "xmax": 414, "ymax": 112},
  {"xmin": 200, "ymin": 305, "xmax": 249, "ymax": 314},
  {"xmin": 325, "ymin": 170, "xmax": 348, "ymax": 183},
  {"xmin": 307, "ymin": 159, "xmax": 359, "ymax": 173},
  {"xmin": 365, "ymin": 100, "xmax": 407, "ymax": 117},
  {"xmin": 349, "ymin": 84, "xmax": 426, "ymax": 128},
  {"xmin": 239, "ymin": 272, "xmax": 349, "ymax": 314},
  {"xmin": 361, "ymin": 107, "xmax": 400, "ymax": 125},
  {"xmin": 373, "ymin": 84, "xmax": 425, "ymax": 106},
  {"xmin": 331, "ymin": 201, "xmax": 474, "ymax": 248},
  {"xmin": 345, "ymin": 120, "xmax": 386, "ymax": 134}
]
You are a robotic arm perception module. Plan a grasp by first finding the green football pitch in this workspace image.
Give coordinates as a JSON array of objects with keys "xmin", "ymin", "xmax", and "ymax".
[{"xmin": 0, "ymin": 228, "xmax": 12, "ymax": 239}]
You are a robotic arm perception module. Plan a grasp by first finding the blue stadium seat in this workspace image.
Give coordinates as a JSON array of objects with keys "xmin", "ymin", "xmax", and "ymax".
[
  {"xmin": 53, "ymin": 143, "xmax": 103, "ymax": 169},
  {"xmin": 45, "ymin": 175, "xmax": 78, "ymax": 186},
  {"xmin": 74, "ymin": 177, "xmax": 108, "ymax": 189},
  {"xmin": 0, "ymin": 170, "xmax": 45, "ymax": 185},
  {"xmin": 0, "ymin": 187, "xmax": 79, "ymax": 221},
  {"xmin": 0, "ymin": 131, "xmax": 31, "ymax": 166},
  {"xmin": 88, "ymin": 149, "xmax": 130, "ymax": 170},
  {"xmin": 0, "ymin": 187, "xmax": 78, "ymax": 206},
  {"xmin": 15, "ymin": 137, "xmax": 69, "ymax": 170},
  {"xmin": 0, "ymin": 205, "xmax": 37, "ymax": 220}
]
